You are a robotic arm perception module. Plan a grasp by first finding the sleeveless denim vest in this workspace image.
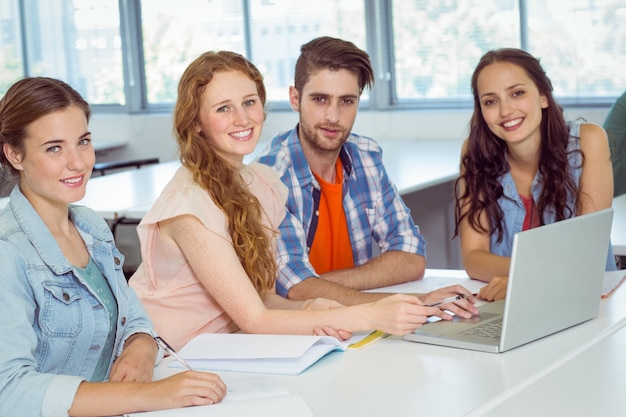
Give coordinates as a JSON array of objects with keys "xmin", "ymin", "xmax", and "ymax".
[{"xmin": 490, "ymin": 121, "xmax": 616, "ymax": 270}]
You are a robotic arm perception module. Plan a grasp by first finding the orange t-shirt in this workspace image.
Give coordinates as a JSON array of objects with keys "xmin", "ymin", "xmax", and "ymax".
[{"xmin": 309, "ymin": 159, "xmax": 354, "ymax": 274}]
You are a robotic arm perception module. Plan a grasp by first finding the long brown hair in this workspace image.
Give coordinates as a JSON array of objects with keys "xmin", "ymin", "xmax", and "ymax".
[
  {"xmin": 454, "ymin": 48, "xmax": 579, "ymax": 242},
  {"xmin": 173, "ymin": 50, "xmax": 275, "ymax": 293}
]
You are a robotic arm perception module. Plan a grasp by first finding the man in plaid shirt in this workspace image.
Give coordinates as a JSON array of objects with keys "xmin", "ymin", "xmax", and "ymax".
[{"xmin": 256, "ymin": 36, "xmax": 431, "ymax": 306}]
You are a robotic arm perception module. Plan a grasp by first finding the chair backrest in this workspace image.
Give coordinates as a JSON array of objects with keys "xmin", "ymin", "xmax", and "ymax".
[
  {"xmin": 0, "ymin": 167, "xmax": 17, "ymax": 197},
  {"xmin": 91, "ymin": 157, "xmax": 159, "ymax": 177}
]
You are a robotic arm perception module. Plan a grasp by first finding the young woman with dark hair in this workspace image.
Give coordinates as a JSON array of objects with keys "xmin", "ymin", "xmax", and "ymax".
[{"xmin": 455, "ymin": 48, "xmax": 616, "ymax": 301}]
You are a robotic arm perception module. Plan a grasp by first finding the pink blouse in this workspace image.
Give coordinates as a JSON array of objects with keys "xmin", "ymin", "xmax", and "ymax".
[{"xmin": 130, "ymin": 163, "xmax": 287, "ymax": 350}]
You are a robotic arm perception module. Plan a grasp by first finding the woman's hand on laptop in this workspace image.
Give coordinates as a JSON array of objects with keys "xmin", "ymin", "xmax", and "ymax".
[
  {"xmin": 420, "ymin": 285, "xmax": 479, "ymax": 318},
  {"xmin": 477, "ymin": 277, "xmax": 508, "ymax": 301}
]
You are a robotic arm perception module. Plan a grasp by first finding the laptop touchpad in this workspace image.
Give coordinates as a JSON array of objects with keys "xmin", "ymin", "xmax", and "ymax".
[{"xmin": 423, "ymin": 312, "xmax": 500, "ymax": 336}]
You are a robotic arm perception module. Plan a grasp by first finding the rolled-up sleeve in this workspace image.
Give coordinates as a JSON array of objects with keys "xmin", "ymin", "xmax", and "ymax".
[
  {"xmin": 274, "ymin": 210, "xmax": 319, "ymax": 297},
  {"xmin": 373, "ymin": 162, "xmax": 426, "ymax": 256}
]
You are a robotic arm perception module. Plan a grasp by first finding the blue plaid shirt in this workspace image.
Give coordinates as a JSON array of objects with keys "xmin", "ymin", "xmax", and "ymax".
[{"xmin": 255, "ymin": 125, "xmax": 426, "ymax": 296}]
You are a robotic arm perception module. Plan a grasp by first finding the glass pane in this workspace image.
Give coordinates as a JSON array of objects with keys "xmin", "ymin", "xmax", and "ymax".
[
  {"xmin": 392, "ymin": 0, "xmax": 520, "ymax": 102},
  {"xmin": 141, "ymin": 0, "xmax": 246, "ymax": 104},
  {"xmin": 0, "ymin": 0, "xmax": 24, "ymax": 96},
  {"xmin": 526, "ymin": 0, "xmax": 626, "ymax": 100},
  {"xmin": 21, "ymin": 0, "xmax": 124, "ymax": 105},
  {"xmin": 248, "ymin": 0, "xmax": 366, "ymax": 102}
]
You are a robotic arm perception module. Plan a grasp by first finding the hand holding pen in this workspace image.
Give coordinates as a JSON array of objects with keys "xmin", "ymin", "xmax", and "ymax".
[
  {"xmin": 425, "ymin": 294, "xmax": 470, "ymax": 307},
  {"xmin": 154, "ymin": 336, "xmax": 197, "ymax": 371},
  {"xmin": 423, "ymin": 286, "xmax": 479, "ymax": 319},
  {"xmin": 150, "ymin": 336, "xmax": 228, "ymax": 407}
]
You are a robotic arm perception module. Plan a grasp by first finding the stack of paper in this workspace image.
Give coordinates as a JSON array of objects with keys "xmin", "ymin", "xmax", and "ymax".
[{"xmin": 123, "ymin": 376, "xmax": 314, "ymax": 416}]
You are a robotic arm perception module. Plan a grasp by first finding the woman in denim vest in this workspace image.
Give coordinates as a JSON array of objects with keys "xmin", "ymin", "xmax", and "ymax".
[
  {"xmin": 454, "ymin": 48, "xmax": 615, "ymax": 301},
  {"xmin": 0, "ymin": 77, "xmax": 225, "ymax": 417}
]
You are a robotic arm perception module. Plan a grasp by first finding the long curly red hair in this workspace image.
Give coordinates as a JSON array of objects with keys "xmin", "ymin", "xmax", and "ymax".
[{"xmin": 173, "ymin": 51, "xmax": 275, "ymax": 293}]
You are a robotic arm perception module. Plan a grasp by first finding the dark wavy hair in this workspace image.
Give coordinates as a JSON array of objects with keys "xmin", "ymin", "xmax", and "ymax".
[
  {"xmin": 454, "ymin": 48, "xmax": 579, "ymax": 242},
  {"xmin": 173, "ymin": 50, "xmax": 275, "ymax": 293}
]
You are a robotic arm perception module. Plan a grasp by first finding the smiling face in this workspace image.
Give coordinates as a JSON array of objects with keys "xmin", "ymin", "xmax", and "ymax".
[
  {"xmin": 3, "ymin": 105, "xmax": 94, "ymax": 209},
  {"xmin": 290, "ymin": 68, "xmax": 360, "ymax": 156},
  {"xmin": 476, "ymin": 61, "xmax": 548, "ymax": 148},
  {"xmin": 196, "ymin": 70, "xmax": 265, "ymax": 166}
]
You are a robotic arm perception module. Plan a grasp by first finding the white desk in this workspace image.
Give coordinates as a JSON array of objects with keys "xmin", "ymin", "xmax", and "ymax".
[
  {"xmin": 88, "ymin": 139, "xmax": 461, "ymax": 221},
  {"xmin": 0, "ymin": 161, "xmax": 180, "ymax": 219},
  {"xmin": 479, "ymin": 325, "xmax": 626, "ymax": 417},
  {"xmin": 77, "ymin": 160, "xmax": 180, "ymax": 219},
  {"xmin": 153, "ymin": 269, "xmax": 626, "ymax": 417},
  {"xmin": 124, "ymin": 178, "xmax": 625, "ymax": 264},
  {"xmin": 382, "ymin": 139, "xmax": 464, "ymax": 268},
  {"xmin": 2, "ymin": 152, "xmax": 624, "ymax": 262},
  {"xmin": 611, "ymin": 193, "xmax": 626, "ymax": 256},
  {"xmin": 93, "ymin": 138, "xmax": 128, "ymax": 153},
  {"xmin": 381, "ymin": 138, "xmax": 462, "ymax": 195}
]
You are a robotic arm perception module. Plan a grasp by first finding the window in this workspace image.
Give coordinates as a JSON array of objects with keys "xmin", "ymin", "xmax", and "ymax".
[
  {"xmin": 247, "ymin": 0, "xmax": 365, "ymax": 102},
  {"xmin": 525, "ymin": 0, "xmax": 626, "ymax": 103},
  {"xmin": 2, "ymin": 0, "xmax": 125, "ymax": 105},
  {"xmin": 391, "ymin": 0, "xmax": 520, "ymax": 105},
  {"xmin": 0, "ymin": 0, "xmax": 23, "ymax": 94},
  {"xmin": 140, "ymin": 0, "xmax": 246, "ymax": 105},
  {"xmin": 140, "ymin": 0, "xmax": 366, "ymax": 105},
  {"xmin": 390, "ymin": 0, "xmax": 626, "ymax": 107},
  {"xmin": 2, "ymin": 0, "xmax": 624, "ymax": 110}
]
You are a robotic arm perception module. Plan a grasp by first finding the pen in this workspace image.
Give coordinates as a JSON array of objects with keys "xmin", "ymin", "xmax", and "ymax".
[
  {"xmin": 154, "ymin": 336, "xmax": 197, "ymax": 371},
  {"xmin": 425, "ymin": 294, "xmax": 468, "ymax": 307}
]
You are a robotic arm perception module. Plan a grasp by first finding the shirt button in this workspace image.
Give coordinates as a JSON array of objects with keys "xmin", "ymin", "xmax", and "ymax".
[
  {"xmin": 63, "ymin": 292, "xmax": 70, "ymax": 301},
  {"xmin": 315, "ymin": 211, "xmax": 319, "ymax": 216},
  {"xmin": 114, "ymin": 257, "xmax": 121, "ymax": 265},
  {"xmin": 121, "ymin": 317, "xmax": 127, "ymax": 326}
]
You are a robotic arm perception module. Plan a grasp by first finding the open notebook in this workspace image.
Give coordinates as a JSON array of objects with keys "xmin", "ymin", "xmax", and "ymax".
[
  {"xmin": 404, "ymin": 208, "xmax": 614, "ymax": 353},
  {"xmin": 170, "ymin": 330, "xmax": 387, "ymax": 375}
]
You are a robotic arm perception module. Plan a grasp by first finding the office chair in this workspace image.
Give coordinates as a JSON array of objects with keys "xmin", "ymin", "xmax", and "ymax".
[
  {"xmin": 0, "ymin": 167, "xmax": 17, "ymax": 197},
  {"xmin": 91, "ymin": 157, "xmax": 160, "ymax": 177},
  {"xmin": 90, "ymin": 156, "xmax": 160, "ymax": 237},
  {"xmin": 92, "ymin": 157, "xmax": 160, "ymax": 279}
]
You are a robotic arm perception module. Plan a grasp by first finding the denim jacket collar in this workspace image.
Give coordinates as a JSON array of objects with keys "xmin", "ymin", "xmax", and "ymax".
[{"xmin": 8, "ymin": 185, "xmax": 113, "ymax": 276}]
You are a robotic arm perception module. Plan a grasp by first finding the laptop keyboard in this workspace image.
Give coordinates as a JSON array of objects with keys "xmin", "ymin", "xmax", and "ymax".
[{"xmin": 459, "ymin": 318, "xmax": 503, "ymax": 339}]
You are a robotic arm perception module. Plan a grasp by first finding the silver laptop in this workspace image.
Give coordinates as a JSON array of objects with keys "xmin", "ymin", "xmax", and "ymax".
[{"xmin": 404, "ymin": 208, "xmax": 614, "ymax": 353}]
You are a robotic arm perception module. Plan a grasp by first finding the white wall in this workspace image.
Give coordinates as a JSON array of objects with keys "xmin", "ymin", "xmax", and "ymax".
[{"xmin": 90, "ymin": 106, "xmax": 611, "ymax": 164}]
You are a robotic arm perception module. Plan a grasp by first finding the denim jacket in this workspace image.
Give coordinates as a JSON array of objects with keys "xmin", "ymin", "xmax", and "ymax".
[
  {"xmin": 491, "ymin": 121, "xmax": 617, "ymax": 270},
  {"xmin": 0, "ymin": 187, "xmax": 156, "ymax": 417}
]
